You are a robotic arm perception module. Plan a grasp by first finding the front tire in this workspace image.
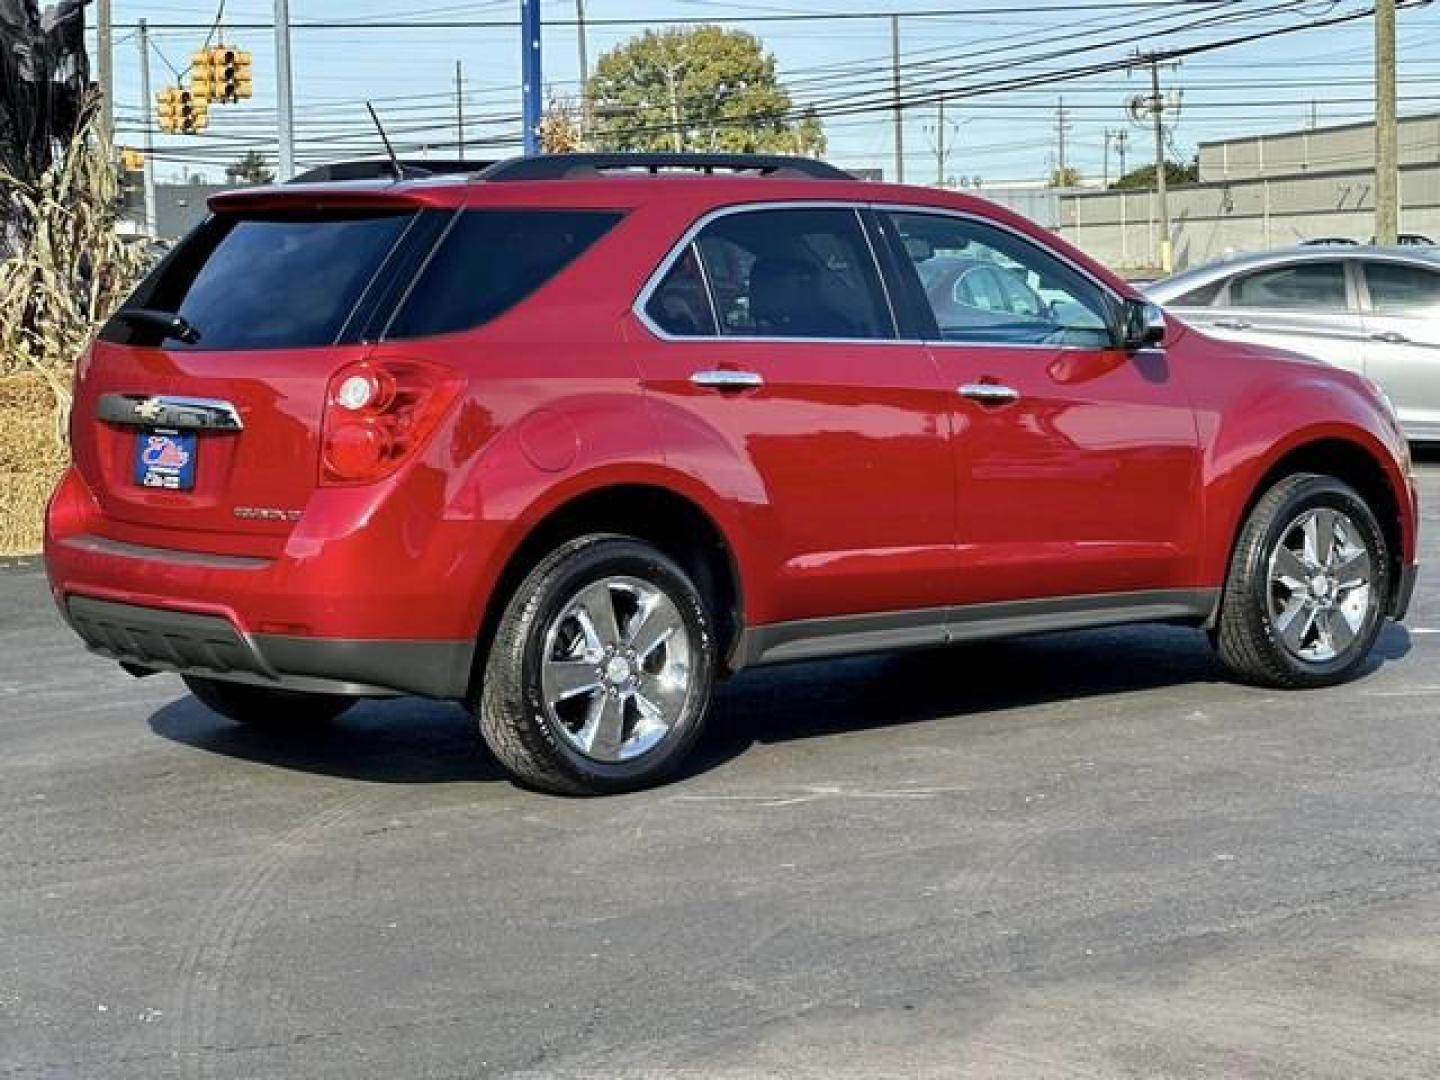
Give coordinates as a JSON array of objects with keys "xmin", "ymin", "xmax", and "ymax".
[
  {"xmin": 182, "ymin": 675, "xmax": 354, "ymax": 728},
  {"xmin": 1213, "ymin": 473, "xmax": 1390, "ymax": 688},
  {"xmin": 477, "ymin": 535, "xmax": 717, "ymax": 795}
]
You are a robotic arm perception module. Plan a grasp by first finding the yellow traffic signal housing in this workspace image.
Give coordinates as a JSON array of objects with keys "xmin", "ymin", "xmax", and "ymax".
[
  {"xmin": 191, "ymin": 70, "xmax": 218, "ymax": 101},
  {"xmin": 155, "ymin": 85, "xmax": 182, "ymax": 133},
  {"xmin": 234, "ymin": 50, "xmax": 253, "ymax": 100},
  {"xmin": 198, "ymin": 45, "xmax": 255, "ymax": 104},
  {"xmin": 119, "ymin": 147, "xmax": 145, "ymax": 172}
]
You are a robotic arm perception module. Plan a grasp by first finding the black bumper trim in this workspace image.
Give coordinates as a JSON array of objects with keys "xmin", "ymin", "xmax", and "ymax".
[{"xmin": 65, "ymin": 596, "xmax": 474, "ymax": 700}]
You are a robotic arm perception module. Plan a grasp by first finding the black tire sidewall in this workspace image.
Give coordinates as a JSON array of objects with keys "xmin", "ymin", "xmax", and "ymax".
[
  {"xmin": 1242, "ymin": 478, "xmax": 1390, "ymax": 684},
  {"xmin": 513, "ymin": 539, "xmax": 716, "ymax": 791}
]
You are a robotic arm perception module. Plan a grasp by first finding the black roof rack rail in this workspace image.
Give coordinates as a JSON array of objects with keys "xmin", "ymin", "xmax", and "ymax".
[
  {"xmin": 478, "ymin": 152, "xmax": 852, "ymax": 182},
  {"xmin": 288, "ymin": 159, "xmax": 494, "ymax": 184}
]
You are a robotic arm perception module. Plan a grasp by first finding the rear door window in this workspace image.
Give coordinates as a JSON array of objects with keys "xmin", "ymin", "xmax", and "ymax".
[
  {"xmin": 386, "ymin": 209, "xmax": 622, "ymax": 339},
  {"xmin": 691, "ymin": 208, "xmax": 893, "ymax": 339},
  {"xmin": 1362, "ymin": 261, "xmax": 1440, "ymax": 315},
  {"xmin": 105, "ymin": 210, "xmax": 417, "ymax": 350}
]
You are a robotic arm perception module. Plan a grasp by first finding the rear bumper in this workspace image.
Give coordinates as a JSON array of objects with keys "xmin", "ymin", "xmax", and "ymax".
[
  {"xmin": 65, "ymin": 595, "xmax": 473, "ymax": 698},
  {"xmin": 45, "ymin": 466, "xmax": 485, "ymax": 699},
  {"xmin": 1392, "ymin": 561, "xmax": 1419, "ymax": 621}
]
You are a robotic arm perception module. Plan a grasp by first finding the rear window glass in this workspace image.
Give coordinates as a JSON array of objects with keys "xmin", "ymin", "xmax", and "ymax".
[
  {"xmin": 104, "ymin": 210, "xmax": 416, "ymax": 350},
  {"xmin": 385, "ymin": 209, "xmax": 622, "ymax": 340}
]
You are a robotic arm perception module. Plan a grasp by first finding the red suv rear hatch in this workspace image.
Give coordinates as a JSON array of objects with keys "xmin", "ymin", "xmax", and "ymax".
[{"xmin": 72, "ymin": 189, "xmax": 442, "ymax": 553}]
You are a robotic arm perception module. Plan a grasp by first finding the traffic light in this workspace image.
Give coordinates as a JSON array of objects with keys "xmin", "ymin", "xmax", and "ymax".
[
  {"xmin": 192, "ymin": 44, "xmax": 253, "ymax": 104},
  {"xmin": 119, "ymin": 147, "xmax": 145, "ymax": 172},
  {"xmin": 154, "ymin": 84, "xmax": 208, "ymax": 135},
  {"xmin": 155, "ymin": 86, "xmax": 181, "ymax": 133},
  {"xmin": 226, "ymin": 48, "xmax": 254, "ymax": 102},
  {"xmin": 178, "ymin": 89, "xmax": 209, "ymax": 134}
]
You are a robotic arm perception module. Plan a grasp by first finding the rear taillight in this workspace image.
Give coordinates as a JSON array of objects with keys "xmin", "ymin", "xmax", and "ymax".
[{"xmin": 320, "ymin": 359, "xmax": 461, "ymax": 485}]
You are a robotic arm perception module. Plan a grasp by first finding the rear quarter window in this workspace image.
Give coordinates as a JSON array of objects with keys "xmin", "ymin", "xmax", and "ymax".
[
  {"xmin": 385, "ymin": 209, "xmax": 623, "ymax": 339},
  {"xmin": 103, "ymin": 210, "xmax": 417, "ymax": 350},
  {"xmin": 1166, "ymin": 279, "xmax": 1225, "ymax": 307}
]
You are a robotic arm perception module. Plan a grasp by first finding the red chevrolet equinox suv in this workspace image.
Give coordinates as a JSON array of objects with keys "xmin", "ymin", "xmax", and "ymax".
[{"xmin": 46, "ymin": 153, "xmax": 1418, "ymax": 794}]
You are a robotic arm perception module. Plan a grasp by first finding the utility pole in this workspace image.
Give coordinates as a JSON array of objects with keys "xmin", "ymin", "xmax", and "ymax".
[
  {"xmin": 1054, "ymin": 97, "xmax": 1070, "ymax": 184},
  {"xmin": 891, "ymin": 14, "xmax": 904, "ymax": 183},
  {"xmin": 521, "ymin": 0, "xmax": 543, "ymax": 155},
  {"xmin": 663, "ymin": 66, "xmax": 684, "ymax": 152},
  {"xmin": 1375, "ymin": 0, "xmax": 1399, "ymax": 245},
  {"xmin": 137, "ymin": 20, "xmax": 156, "ymax": 238},
  {"xmin": 1130, "ymin": 56, "xmax": 1178, "ymax": 273},
  {"xmin": 576, "ymin": 0, "xmax": 591, "ymax": 138},
  {"xmin": 1102, "ymin": 130, "xmax": 1111, "ymax": 187},
  {"xmin": 455, "ymin": 61, "xmax": 465, "ymax": 160},
  {"xmin": 274, "ymin": 0, "xmax": 295, "ymax": 180},
  {"xmin": 1149, "ymin": 60, "xmax": 1172, "ymax": 272},
  {"xmin": 97, "ymin": 0, "xmax": 113, "ymax": 149},
  {"xmin": 1114, "ymin": 129, "xmax": 1129, "ymax": 179}
]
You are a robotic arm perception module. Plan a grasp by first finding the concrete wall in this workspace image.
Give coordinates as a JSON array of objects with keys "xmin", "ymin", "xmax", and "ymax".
[
  {"xmin": 1057, "ymin": 162, "xmax": 1440, "ymax": 272},
  {"xmin": 973, "ymin": 185, "xmax": 1069, "ymax": 230},
  {"xmin": 1199, "ymin": 112, "xmax": 1440, "ymax": 182}
]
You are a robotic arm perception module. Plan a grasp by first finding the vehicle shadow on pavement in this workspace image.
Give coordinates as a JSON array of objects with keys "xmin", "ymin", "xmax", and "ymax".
[
  {"xmin": 147, "ymin": 694, "xmax": 510, "ymax": 784},
  {"xmin": 147, "ymin": 622, "xmax": 1411, "ymax": 788},
  {"xmin": 685, "ymin": 621, "xmax": 1413, "ymax": 775}
]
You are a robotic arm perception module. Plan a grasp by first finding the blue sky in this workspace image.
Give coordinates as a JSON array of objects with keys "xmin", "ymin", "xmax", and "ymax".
[{"xmin": 96, "ymin": 1, "xmax": 1440, "ymax": 183}]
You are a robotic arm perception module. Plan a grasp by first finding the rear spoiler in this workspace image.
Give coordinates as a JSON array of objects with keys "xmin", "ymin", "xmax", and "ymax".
[{"xmin": 207, "ymin": 182, "xmax": 460, "ymax": 214}]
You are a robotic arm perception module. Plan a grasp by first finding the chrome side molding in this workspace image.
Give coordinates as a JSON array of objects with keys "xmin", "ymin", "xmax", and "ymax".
[{"xmin": 97, "ymin": 394, "xmax": 244, "ymax": 431}]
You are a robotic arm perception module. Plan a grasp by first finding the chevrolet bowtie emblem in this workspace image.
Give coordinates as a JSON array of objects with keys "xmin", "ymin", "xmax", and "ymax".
[{"xmin": 133, "ymin": 398, "xmax": 165, "ymax": 423}]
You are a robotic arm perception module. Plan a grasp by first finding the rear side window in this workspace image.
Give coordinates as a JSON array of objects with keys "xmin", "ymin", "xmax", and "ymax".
[
  {"xmin": 692, "ymin": 208, "xmax": 893, "ymax": 339},
  {"xmin": 1230, "ymin": 262, "xmax": 1348, "ymax": 310},
  {"xmin": 645, "ymin": 244, "xmax": 718, "ymax": 336},
  {"xmin": 386, "ymin": 209, "xmax": 622, "ymax": 339},
  {"xmin": 104, "ymin": 210, "xmax": 416, "ymax": 350},
  {"xmin": 1167, "ymin": 279, "xmax": 1224, "ymax": 307},
  {"xmin": 1363, "ymin": 261, "xmax": 1440, "ymax": 315}
]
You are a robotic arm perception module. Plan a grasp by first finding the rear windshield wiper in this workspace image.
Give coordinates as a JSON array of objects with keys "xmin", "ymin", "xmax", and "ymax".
[{"xmin": 112, "ymin": 308, "xmax": 202, "ymax": 346}]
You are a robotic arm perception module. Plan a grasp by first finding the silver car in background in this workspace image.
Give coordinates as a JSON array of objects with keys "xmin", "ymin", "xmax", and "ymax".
[{"xmin": 1145, "ymin": 247, "xmax": 1440, "ymax": 441}]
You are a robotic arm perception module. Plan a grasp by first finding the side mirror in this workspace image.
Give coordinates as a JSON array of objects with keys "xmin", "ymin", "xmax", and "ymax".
[{"xmin": 1121, "ymin": 299, "xmax": 1166, "ymax": 350}]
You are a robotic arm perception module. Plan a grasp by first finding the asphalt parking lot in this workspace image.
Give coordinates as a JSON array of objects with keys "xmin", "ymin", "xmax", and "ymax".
[{"xmin": 4, "ymin": 463, "xmax": 1440, "ymax": 1080}]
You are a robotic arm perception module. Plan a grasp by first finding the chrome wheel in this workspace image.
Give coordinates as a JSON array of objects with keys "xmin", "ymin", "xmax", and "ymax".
[
  {"xmin": 539, "ymin": 575, "xmax": 693, "ymax": 763},
  {"xmin": 1267, "ymin": 507, "xmax": 1375, "ymax": 663}
]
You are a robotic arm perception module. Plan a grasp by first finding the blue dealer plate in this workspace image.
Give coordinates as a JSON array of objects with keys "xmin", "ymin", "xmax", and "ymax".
[{"xmin": 133, "ymin": 429, "xmax": 198, "ymax": 491}]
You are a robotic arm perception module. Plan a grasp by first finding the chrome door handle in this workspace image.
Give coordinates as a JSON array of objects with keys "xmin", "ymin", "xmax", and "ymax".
[
  {"xmin": 1369, "ymin": 330, "xmax": 1410, "ymax": 344},
  {"xmin": 1212, "ymin": 318, "xmax": 1253, "ymax": 330},
  {"xmin": 959, "ymin": 383, "xmax": 1020, "ymax": 404},
  {"xmin": 690, "ymin": 370, "xmax": 764, "ymax": 391}
]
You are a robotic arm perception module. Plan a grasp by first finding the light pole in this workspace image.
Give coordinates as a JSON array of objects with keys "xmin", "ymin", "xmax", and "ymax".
[
  {"xmin": 274, "ymin": 0, "xmax": 295, "ymax": 180},
  {"xmin": 521, "ymin": 0, "xmax": 542, "ymax": 155}
]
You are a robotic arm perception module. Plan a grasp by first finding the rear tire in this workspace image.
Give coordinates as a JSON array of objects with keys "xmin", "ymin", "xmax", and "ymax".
[
  {"xmin": 477, "ymin": 534, "xmax": 716, "ymax": 795},
  {"xmin": 1213, "ymin": 473, "xmax": 1390, "ymax": 688},
  {"xmin": 183, "ymin": 675, "xmax": 353, "ymax": 728}
]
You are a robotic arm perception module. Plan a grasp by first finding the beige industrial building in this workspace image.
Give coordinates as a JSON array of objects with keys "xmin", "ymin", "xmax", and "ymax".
[{"xmin": 1054, "ymin": 111, "xmax": 1440, "ymax": 273}]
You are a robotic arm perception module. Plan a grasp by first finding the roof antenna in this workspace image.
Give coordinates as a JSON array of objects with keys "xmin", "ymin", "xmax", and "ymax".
[{"xmin": 366, "ymin": 102, "xmax": 405, "ymax": 181}]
